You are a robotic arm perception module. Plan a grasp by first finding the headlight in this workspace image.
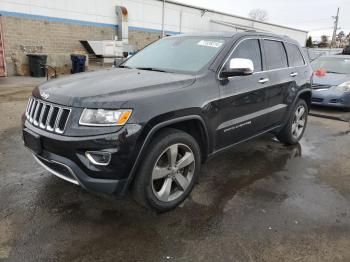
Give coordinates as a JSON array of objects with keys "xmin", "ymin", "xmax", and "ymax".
[
  {"xmin": 336, "ymin": 81, "xmax": 350, "ymax": 92},
  {"xmin": 79, "ymin": 109, "xmax": 132, "ymax": 126}
]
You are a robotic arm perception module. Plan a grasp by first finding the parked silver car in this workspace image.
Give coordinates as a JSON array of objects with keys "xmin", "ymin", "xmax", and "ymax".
[{"xmin": 311, "ymin": 55, "xmax": 350, "ymax": 111}]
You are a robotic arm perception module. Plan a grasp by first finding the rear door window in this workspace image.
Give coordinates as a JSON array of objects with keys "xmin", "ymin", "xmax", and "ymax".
[
  {"xmin": 285, "ymin": 43, "xmax": 305, "ymax": 67},
  {"xmin": 229, "ymin": 39, "xmax": 262, "ymax": 72},
  {"xmin": 263, "ymin": 40, "xmax": 288, "ymax": 70}
]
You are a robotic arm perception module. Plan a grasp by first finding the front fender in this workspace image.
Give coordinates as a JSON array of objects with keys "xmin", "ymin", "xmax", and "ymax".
[
  {"xmin": 280, "ymin": 88, "xmax": 312, "ymax": 129},
  {"xmin": 120, "ymin": 114, "xmax": 209, "ymax": 195}
]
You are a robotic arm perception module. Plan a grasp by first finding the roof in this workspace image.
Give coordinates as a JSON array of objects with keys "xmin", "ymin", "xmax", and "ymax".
[
  {"xmin": 171, "ymin": 31, "xmax": 298, "ymax": 44},
  {"xmin": 172, "ymin": 31, "xmax": 237, "ymax": 38},
  {"xmin": 158, "ymin": 0, "xmax": 308, "ymax": 33}
]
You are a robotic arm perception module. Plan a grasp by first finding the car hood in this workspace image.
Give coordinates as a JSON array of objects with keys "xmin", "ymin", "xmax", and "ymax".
[
  {"xmin": 33, "ymin": 68, "xmax": 196, "ymax": 108},
  {"xmin": 313, "ymin": 73, "xmax": 350, "ymax": 87}
]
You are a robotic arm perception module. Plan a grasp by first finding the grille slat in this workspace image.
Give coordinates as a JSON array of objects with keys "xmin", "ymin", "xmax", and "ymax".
[
  {"xmin": 54, "ymin": 108, "xmax": 63, "ymax": 132},
  {"xmin": 33, "ymin": 102, "xmax": 43, "ymax": 126},
  {"xmin": 311, "ymin": 97, "xmax": 324, "ymax": 103},
  {"xmin": 45, "ymin": 106, "xmax": 54, "ymax": 131},
  {"xmin": 25, "ymin": 97, "xmax": 71, "ymax": 134},
  {"xmin": 29, "ymin": 100, "xmax": 38, "ymax": 123},
  {"xmin": 47, "ymin": 107, "xmax": 59, "ymax": 131},
  {"xmin": 39, "ymin": 104, "xmax": 50, "ymax": 129},
  {"xmin": 26, "ymin": 99, "xmax": 33, "ymax": 118},
  {"xmin": 312, "ymin": 84, "xmax": 331, "ymax": 90},
  {"xmin": 27, "ymin": 99, "xmax": 34, "ymax": 118},
  {"xmin": 56, "ymin": 109, "xmax": 71, "ymax": 134}
]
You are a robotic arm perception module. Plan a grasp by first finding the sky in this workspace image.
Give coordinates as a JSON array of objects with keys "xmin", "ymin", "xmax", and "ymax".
[{"xmin": 176, "ymin": 0, "xmax": 350, "ymax": 40}]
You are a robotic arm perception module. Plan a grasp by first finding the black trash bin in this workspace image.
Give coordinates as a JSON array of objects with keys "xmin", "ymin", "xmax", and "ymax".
[
  {"xmin": 27, "ymin": 54, "xmax": 47, "ymax": 77},
  {"xmin": 71, "ymin": 54, "xmax": 86, "ymax": 74}
]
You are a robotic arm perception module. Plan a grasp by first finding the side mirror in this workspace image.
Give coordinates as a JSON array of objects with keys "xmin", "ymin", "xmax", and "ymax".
[{"xmin": 220, "ymin": 58, "xmax": 254, "ymax": 78}]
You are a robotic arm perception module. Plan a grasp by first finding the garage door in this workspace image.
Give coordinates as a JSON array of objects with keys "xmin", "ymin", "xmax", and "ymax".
[{"xmin": 0, "ymin": 15, "xmax": 6, "ymax": 77}]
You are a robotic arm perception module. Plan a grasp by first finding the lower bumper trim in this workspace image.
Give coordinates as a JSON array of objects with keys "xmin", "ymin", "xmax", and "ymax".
[{"xmin": 33, "ymin": 154, "xmax": 80, "ymax": 185}]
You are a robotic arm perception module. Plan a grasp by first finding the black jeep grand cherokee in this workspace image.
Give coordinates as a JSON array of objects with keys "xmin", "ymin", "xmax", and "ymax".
[{"xmin": 22, "ymin": 31, "xmax": 312, "ymax": 212}]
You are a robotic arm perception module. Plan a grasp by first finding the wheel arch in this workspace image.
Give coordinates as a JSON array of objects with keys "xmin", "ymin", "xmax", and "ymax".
[
  {"xmin": 121, "ymin": 115, "xmax": 210, "ymax": 194},
  {"xmin": 297, "ymin": 89, "xmax": 312, "ymax": 110}
]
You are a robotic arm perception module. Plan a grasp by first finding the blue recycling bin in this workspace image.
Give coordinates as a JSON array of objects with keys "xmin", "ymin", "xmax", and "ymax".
[{"xmin": 71, "ymin": 54, "xmax": 86, "ymax": 74}]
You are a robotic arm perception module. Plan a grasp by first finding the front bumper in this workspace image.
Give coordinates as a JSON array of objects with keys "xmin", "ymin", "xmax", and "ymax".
[
  {"xmin": 32, "ymin": 151, "xmax": 128, "ymax": 194},
  {"xmin": 311, "ymin": 89, "xmax": 350, "ymax": 108},
  {"xmin": 23, "ymin": 122, "xmax": 143, "ymax": 195}
]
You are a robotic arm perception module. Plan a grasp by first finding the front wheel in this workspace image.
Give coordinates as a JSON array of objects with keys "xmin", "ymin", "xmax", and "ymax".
[
  {"xmin": 132, "ymin": 128, "xmax": 201, "ymax": 212},
  {"xmin": 277, "ymin": 99, "xmax": 308, "ymax": 145}
]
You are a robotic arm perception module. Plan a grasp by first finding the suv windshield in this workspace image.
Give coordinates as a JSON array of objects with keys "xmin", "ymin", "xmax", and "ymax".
[
  {"xmin": 311, "ymin": 57, "xmax": 350, "ymax": 74},
  {"xmin": 123, "ymin": 37, "xmax": 226, "ymax": 74}
]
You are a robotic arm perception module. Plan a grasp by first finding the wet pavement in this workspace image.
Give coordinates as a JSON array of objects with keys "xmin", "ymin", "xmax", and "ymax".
[
  {"xmin": 0, "ymin": 84, "xmax": 350, "ymax": 262},
  {"xmin": 310, "ymin": 105, "xmax": 350, "ymax": 122}
]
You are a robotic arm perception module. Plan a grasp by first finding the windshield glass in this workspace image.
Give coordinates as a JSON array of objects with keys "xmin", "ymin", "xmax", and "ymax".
[
  {"xmin": 123, "ymin": 37, "xmax": 226, "ymax": 74},
  {"xmin": 311, "ymin": 57, "xmax": 350, "ymax": 74}
]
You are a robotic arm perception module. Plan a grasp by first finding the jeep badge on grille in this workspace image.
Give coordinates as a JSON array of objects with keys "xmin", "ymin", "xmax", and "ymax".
[{"xmin": 41, "ymin": 92, "xmax": 49, "ymax": 99}]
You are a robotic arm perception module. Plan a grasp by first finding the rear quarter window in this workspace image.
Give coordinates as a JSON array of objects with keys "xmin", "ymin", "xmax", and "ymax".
[
  {"xmin": 285, "ymin": 43, "xmax": 305, "ymax": 67},
  {"xmin": 263, "ymin": 40, "xmax": 288, "ymax": 70}
]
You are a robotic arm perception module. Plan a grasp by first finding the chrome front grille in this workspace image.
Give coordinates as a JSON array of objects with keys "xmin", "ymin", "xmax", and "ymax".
[
  {"xmin": 311, "ymin": 97, "xmax": 324, "ymax": 103},
  {"xmin": 312, "ymin": 84, "xmax": 331, "ymax": 90},
  {"xmin": 25, "ymin": 97, "xmax": 71, "ymax": 134}
]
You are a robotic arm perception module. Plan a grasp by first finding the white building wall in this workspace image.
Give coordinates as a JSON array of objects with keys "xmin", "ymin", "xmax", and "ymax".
[{"xmin": 0, "ymin": 0, "xmax": 308, "ymax": 44}]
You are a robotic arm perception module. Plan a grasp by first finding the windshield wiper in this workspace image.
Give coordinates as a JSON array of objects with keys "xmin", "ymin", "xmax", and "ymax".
[
  {"xmin": 326, "ymin": 71, "xmax": 342, "ymax": 74},
  {"xmin": 135, "ymin": 67, "xmax": 169, "ymax": 73},
  {"xmin": 118, "ymin": 65, "xmax": 131, "ymax": 69}
]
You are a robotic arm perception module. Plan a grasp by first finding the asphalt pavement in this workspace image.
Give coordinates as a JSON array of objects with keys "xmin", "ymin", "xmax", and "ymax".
[{"xmin": 0, "ymin": 82, "xmax": 349, "ymax": 262}]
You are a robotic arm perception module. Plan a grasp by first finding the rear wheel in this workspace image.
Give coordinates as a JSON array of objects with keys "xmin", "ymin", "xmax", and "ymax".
[
  {"xmin": 277, "ymin": 99, "xmax": 308, "ymax": 145},
  {"xmin": 132, "ymin": 128, "xmax": 201, "ymax": 212}
]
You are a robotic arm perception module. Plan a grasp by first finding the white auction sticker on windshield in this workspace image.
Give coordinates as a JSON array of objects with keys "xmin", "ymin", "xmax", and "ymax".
[{"xmin": 197, "ymin": 40, "xmax": 223, "ymax": 48}]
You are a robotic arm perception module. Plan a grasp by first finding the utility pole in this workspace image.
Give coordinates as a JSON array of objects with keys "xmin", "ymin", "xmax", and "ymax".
[
  {"xmin": 161, "ymin": 0, "xmax": 165, "ymax": 37},
  {"xmin": 331, "ymin": 7, "xmax": 340, "ymax": 48}
]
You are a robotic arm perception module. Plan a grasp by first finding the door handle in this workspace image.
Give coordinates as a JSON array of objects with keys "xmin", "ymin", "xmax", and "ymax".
[
  {"xmin": 258, "ymin": 78, "xmax": 269, "ymax": 84},
  {"xmin": 290, "ymin": 72, "xmax": 298, "ymax": 77}
]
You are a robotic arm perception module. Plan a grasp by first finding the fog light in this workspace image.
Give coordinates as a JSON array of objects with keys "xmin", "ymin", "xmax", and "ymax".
[{"xmin": 85, "ymin": 151, "xmax": 111, "ymax": 166}]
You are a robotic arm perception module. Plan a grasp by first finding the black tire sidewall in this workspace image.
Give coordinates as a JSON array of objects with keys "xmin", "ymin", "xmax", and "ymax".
[{"xmin": 135, "ymin": 129, "xmax": 201, "ymax": 212}]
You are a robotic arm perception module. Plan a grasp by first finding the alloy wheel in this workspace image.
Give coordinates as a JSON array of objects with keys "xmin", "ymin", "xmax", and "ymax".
[
  {"xmin": 151, "ymin": 143, "xmax": 195, "ymax": 202},
  {"xmin": 291, "ymin": 105, "xmax": 306, "ymax": 140}
]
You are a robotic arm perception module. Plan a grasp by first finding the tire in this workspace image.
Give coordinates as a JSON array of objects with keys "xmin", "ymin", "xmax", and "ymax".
[
  {"xmin": 277, "ymin": 99, "xmax": 308, "ymax": 145},
  {"xmin": 132, "ymin": 128, "xmax": 201, "ymax": 212},
  {"xmin": 343, "ymin": 107, "xmax": 350, "ymax": 112}
]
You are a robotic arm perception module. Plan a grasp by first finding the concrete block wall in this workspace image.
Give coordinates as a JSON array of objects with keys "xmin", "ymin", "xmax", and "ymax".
[
  {"xmin": 2, "ymin": 16, "xmax": 114, "ymax": 75},
  {"xmin": 129, "ymin": 29, "xmax": 161, "ymax": 50},
  {"xmin": 0, "ymin": 0, "xmax": 308, "ymax": 76},
  {"xmin": 2, "ymin": 15, "xmax": 161, "ymax": 76}
]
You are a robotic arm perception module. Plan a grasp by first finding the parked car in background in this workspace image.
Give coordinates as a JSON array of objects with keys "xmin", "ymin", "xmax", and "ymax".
[
  {"xmin": 22, "ymin": 31, "xmax": 312, "ymax": 212},
  {"xmin": 342, "ymin": 45, "xmax": 350, "ymax": 55},
  {"xmin": 302, "ymin": 47, "xmax": 320, "ymax": 62},
  {"xmin": 311, "ymin": 55, "xmax": 350, "ymax": 111}
]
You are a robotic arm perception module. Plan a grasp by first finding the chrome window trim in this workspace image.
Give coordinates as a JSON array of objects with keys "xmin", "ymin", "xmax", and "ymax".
[
  {"xmin": 282, "ymin": 40, "xmax": 307, "ymax": 68},
  {"xmin": 217, "ymin": 37, "xmax": 308, "ymax": 81}
]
